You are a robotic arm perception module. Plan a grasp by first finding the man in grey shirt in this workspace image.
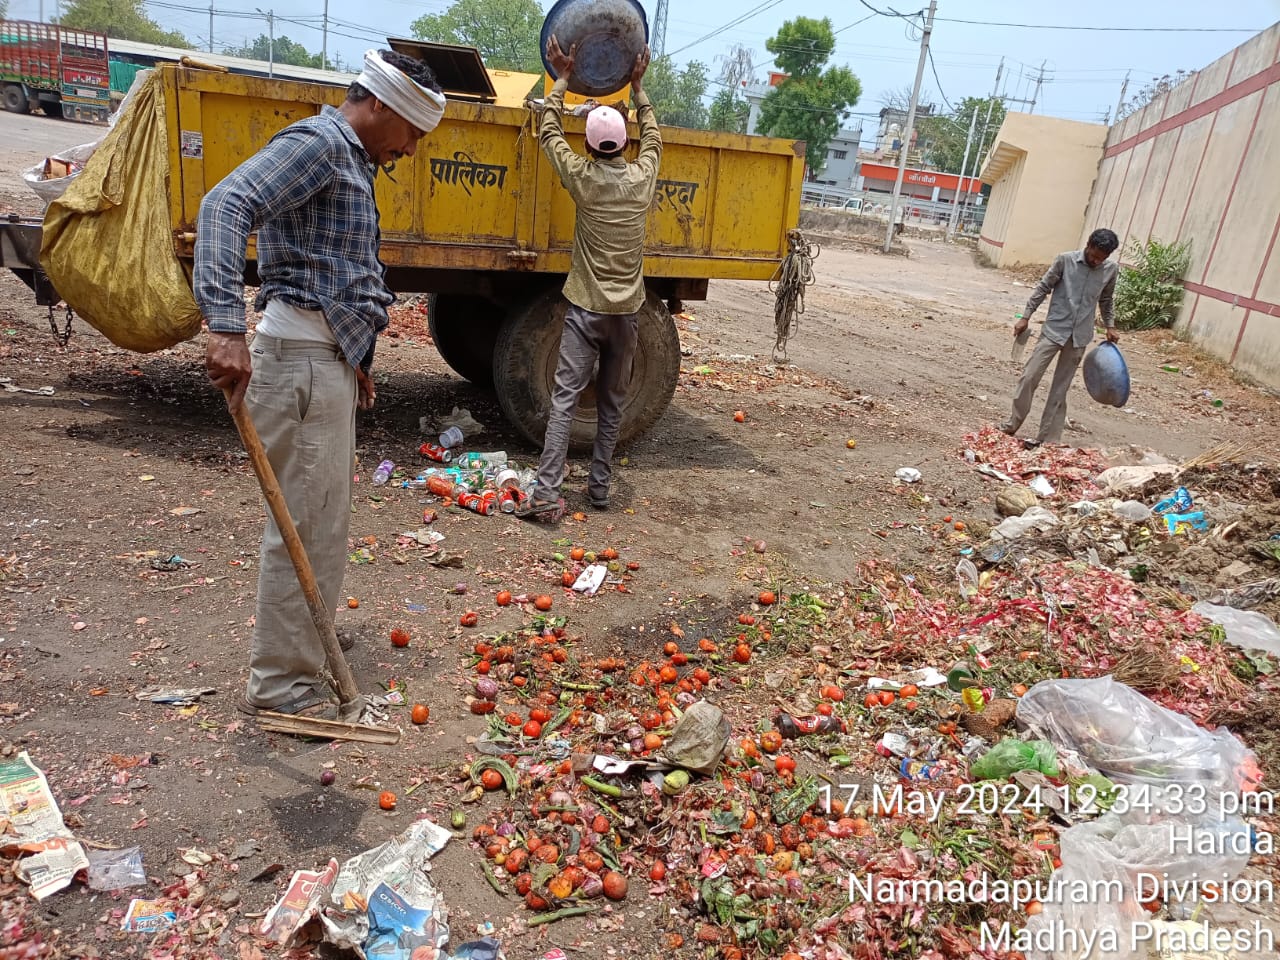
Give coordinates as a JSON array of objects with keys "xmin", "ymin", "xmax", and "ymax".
[{"xmin": 1000, "ymin": 228, "xmax": 1121, "ymax": 447}]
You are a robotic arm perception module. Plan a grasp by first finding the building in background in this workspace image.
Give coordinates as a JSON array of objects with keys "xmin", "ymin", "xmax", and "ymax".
[
  {"xmin": 744, "ymin": 73, "xmax": 862, "ymax": 190},
  {"xmin": 977, "ymin": 113, "xmax": 1108, "ymax": 267}
]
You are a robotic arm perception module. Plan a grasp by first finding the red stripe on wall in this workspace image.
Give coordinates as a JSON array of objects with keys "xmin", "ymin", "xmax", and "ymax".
[
  {"xmin": 1229, "ymin": 212, "xmax": 1280, "ymax": 362},
  {"xmin": 1188, "ymin": 33, "xmax": 1279, "ymax": 336},
  {"xmin": 1103, "ymin": 58, "xmax": 1280, "ymax": 160},
  {"xmin": 1184, "ymin": 281, "xmax": 1280, "ymax": 317},
  {"xmin": 979, "ymin": 235, "xmax": 1005, "ymax": 248}
]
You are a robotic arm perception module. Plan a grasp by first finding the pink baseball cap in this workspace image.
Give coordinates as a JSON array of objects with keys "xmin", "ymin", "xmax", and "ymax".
[{"xmin": 585, "ymin": 105, "xmax": 627, "ymax": 152}]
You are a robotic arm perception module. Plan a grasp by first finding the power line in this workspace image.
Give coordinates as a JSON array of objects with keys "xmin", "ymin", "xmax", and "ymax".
[
  {"xmin": 933, "ymin": 16, "xmax": 1262, "ymax": 33},
  {"xmin": 666, "ymin": 0, "xmax": 788, "ymax": 58},
  {"xmin": 926, "ymin": 47, "xmax": 953, "ymax": 111}
]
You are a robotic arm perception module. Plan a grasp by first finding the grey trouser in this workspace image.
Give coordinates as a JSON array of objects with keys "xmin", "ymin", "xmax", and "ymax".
[
  {"xmin": 534, "ymin": 303, "xmax": 639, "ymax": 503},
  {"xmin": 243, "ymin": 334, "xmax": 356, "ymax": 707},
  {"xmin": 1000, "ymin": 335, "xmax": 1087, "ymax": 444}
]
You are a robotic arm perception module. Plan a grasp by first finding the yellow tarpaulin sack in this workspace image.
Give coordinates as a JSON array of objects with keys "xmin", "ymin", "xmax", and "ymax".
[{"xmin": 40, "ymin": 70, "xmax": 202, "ymax": 353}]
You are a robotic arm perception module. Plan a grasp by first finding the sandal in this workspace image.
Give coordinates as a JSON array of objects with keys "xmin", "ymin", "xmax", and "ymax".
[
  {"xmin": 515, "ymin": 496, "xmax": 566, "ymax": 524},
  {"xmin": 237, "ymin": 688, "xmax": 337, "ymax": 720}
]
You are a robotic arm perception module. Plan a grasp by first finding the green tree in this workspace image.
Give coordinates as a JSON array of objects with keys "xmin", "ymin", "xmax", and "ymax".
[
  {"xmin": 411, "ymin": 0, "xmax": 542, "ymax": 73},
  {"xmin": 708, "ymin": 88, "xmax": 748, "ymax": 133},
  {"xmin": 224, "ymin": 34, "xmax": 327, "ymax": 69},
  {"xmin": 917, "ymin": 96, "xmax": 1006, "ymax": 173},
  {"xmin": 644, "ymin": 56, "xmax": 709, "ymax": 129},
  {"xmin": 766, "ymin": 15, "xmax": 835, "ymax": 78},
  {"xmin": 57, "ymin": 0, "xmax": 191, "ymax": 47},
  {"xmin": 757, "ymin": 17, "xmax": 861, "ymax": 172}
]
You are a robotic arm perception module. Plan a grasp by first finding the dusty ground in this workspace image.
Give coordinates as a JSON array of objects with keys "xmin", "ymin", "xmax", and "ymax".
[{"xmin": 2, "ymin": 110, "xmax": 1278, "ymax": 959}]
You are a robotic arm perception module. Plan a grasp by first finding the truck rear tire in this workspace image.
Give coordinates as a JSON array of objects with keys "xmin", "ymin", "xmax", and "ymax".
[
  {"xmin": 3, "ymin": 85, "xmax": 30, "ymax": 114},
  {"xmin": 492, "ymin": 288, "xmax": 680, "ymax": 452},
  {"xmin": 426, "ymin": 293, "xmax": 498, "ymax": 389}
]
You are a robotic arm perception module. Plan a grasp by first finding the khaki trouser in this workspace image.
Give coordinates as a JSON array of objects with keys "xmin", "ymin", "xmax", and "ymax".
[
  {"xmin": 243, "ymin": 334, "xmax": 356, "ymax": 707},
  {"xmin": 1000, "ymin": 335, "xmax": 1087, "ymax": 444},
  {"xmin": 534, "ymin": 303, "xmax": 639, "ymax": 504}
]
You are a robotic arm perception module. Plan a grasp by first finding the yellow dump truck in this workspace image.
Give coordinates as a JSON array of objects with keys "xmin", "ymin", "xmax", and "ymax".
[{"xmin": 5, "ymin": 54, "xmax": 806, "ymax": 447}]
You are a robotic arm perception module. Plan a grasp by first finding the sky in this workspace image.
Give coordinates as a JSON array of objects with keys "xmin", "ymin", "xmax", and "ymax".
[{"xmin": 10, "ymin": 0, "xmax": 1280, "ymax": 132}]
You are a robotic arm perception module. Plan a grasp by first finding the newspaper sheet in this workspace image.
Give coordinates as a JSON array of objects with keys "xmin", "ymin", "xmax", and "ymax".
[{"xmin": 0, "ymin": 751, "xmax": 90, "ymax": 899}]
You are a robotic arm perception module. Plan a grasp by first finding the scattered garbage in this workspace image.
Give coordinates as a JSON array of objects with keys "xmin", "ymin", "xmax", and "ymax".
[
  {"xmin": 121, "ymin": 898, "xmax": 178, "ymax": 932},
  {"xmin": 995, "ymin": 485, "xmax": 1038, "ymax": 517},
  {"xmin": 135, "ymin": 686, "xmax": 217, "ymax": 705},
  {"xmin": 1016, "ymin": 677, "xmax": 1261, "ymax": 794},
  {"xmin": 0, "ymin": 752, "xmax": 90, "ymax": 899},
  {"xmin": 1110, "ymin": 500, "xmax": 1152, "ymax": 522},
  {"xmin": 260, "ymin": 818, "xmax": 460, "ymax": 955},
  {"xmin": 894, "ymin": 467, "xmax": 922, "ymax": 483},
  {"xmin": 1028, "ymin": 474, "xmax": 1055, "ymax": 497},
  {"xmin": 87, "ymin": 846, "xmax": 146, "ymax": 890},
  {"xmin": 571, "ymin": 564, "xmax": 608, "ymax": 596},
  {"xmin": 372, "ymin": 459, "xmax": 396, "ymax": 486},
  {"xmin": 969, "ymin": 738, "xmax": 1060, "ymax": 780},
  {"xmin": 1192, "ymin": 602, "xmax": 1280, "ymax": 658},
  {"xmin": 991, "ymin": 506, "xmax": 1058, "ymax": 540},
  {"xmin": 1095, "ymin": 463, "xmax": 1178, "ymax": 494},
  {"xmin": 658, "ymin": 700, "xmax": 731, "ymax": 774}
]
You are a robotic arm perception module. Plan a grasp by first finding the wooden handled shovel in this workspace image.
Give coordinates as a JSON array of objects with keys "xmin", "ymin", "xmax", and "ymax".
[{"xmin": 224, "ymin": 389, "xmax": 398, "ymax": 744}]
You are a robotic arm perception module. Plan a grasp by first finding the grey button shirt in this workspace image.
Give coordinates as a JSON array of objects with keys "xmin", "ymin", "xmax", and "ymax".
[{"xmin": 1024, "ymin": 250, "xmax": 1118, "ymax": 348}]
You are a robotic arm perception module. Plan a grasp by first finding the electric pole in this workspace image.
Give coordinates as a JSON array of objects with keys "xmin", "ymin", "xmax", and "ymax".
[
  {"xmin": 322, "ymin": 0, "xmax": 329, "ymax": 69},
  {"xmin": 254, "ymin": 9, "xmax": 275, "ymax": 78},
  {"xmin": 945, "ymin": 107, "xmax": 978, "ymax": 242},
  {"xmin": 952, "ymin": 58, "xmax": 1004, "ymax": 239},
  {"xmin": 884, "ymin": 0, "xmax": 936, "ymax": 254},
  {"xmin": 653, "ymin": 0, "xmax": 669, "ymax": 59},
  {"xmin": 1114, "ymin": 70, "xmax": 1131, "ymax": 122},
  {"xmin": 1029, "ymin": 59, "xmax": 1048, "ymax": 114},
  {"xmin": 209, "ymin": 4, "xmax": 214, "ymax": 53}
]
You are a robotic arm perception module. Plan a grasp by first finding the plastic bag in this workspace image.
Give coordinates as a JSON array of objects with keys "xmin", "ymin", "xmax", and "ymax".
[
  {"xmin": 1192, "ymin": 601, "xmax": 1280, "ymax": 657},
  {"xmin": 990, "ymin": 506, "xmax": 1058, "ymax": 540},
  {"xmin": 1023, "ymin": 803, "xmax": 1253, "ymax": 960},
  {"xmin": 22, "ymin": 72, "xmax": 149, "ymax": 207},
  {"xmin": 86, "ymin": 846, "xmax": 145, "ymax": 890},
  {"xmin": 23, "ymin": 142, "xmax": 100, "ymax": 206},
  {"xmin": 969, "ymin": 738, "xmax": 1060, "ymax": 780},
  {"xmin": 1016, "ymin": 676, "xmax": 1259, "ymax": 794},
  {"xmin": 1110, "ymin": 500, "xmax": 1152, "ymax": 522},
  {"xmin": 40, "ymin": 70, "xmax": 202, "ymax": 353},
  {"xmin": 658, "ymin": 700, "xmax": 730, "ymax": 774}
]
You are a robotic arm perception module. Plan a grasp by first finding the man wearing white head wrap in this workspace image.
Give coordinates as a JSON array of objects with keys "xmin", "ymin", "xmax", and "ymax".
[{"xmin": 195, "ymin": 50, "xmax": 443, "ymax": 719}]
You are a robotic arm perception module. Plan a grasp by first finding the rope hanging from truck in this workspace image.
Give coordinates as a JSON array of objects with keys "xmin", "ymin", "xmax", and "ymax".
[{"xmin": 769, "ymin": 230, "xmax": 819, "ymax": 363}]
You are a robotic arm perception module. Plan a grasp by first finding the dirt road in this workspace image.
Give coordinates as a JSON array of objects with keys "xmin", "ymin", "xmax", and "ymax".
[{"xmin": 2, "ymin": 115, "xmax": 1277, "ymax": 959}]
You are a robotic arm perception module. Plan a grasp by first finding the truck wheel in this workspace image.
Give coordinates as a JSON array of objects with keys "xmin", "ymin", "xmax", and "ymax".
[
  {"xmin": 426, "ymin": 293, "xmax": 498, "ymax": 389},
  {"xmin": 492, "ymin": 288, "xmax": 680, "ymax": 452},
  {"xmin": 3, "ymin": 85, "xmax": 30, "ymax": 114}
]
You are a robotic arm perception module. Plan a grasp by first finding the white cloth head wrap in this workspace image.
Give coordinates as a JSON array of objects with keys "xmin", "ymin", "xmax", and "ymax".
[{"xmin": 356, "ymin": 49, "xmax": 446, "ymax": 133}]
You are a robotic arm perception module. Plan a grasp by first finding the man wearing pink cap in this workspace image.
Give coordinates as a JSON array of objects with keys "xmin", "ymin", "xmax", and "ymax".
[{"xmin": 517, "ymin": 36, "xmax": 660, "ymax": 522}]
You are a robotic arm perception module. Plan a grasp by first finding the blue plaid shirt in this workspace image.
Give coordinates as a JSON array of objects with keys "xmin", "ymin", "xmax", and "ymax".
[{"xmin": 194, "ymin": 106, "xmax": 393, "ymax": 370}]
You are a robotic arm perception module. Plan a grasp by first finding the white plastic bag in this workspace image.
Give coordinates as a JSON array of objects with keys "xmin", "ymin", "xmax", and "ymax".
[
  {"xmin": 22, "ymin": 70, "xmax": 150, "ymax": 206},
  {"xmin": 990, "ymin": 506, "xmax": 1058, "ymax": 540},
  {"xmin": 1023, "ymin": 803, "xmax": 1253, "ymax": 960},
  {"xmin": 23, "ymin": 141, "xmax": 99, "ymax": 205},
  {"xmin": 1016, "ymin": 676, "xmax": 1259, "ymax": 794},
  {"xmin": 1192, "ymin": 601, "xmax": 1280, "ymax": 657}
]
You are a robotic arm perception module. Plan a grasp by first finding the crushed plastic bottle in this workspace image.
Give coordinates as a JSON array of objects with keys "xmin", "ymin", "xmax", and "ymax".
[{"xmin": 371, "ymin": 459, "xmax": 395, "ymax": 486}]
